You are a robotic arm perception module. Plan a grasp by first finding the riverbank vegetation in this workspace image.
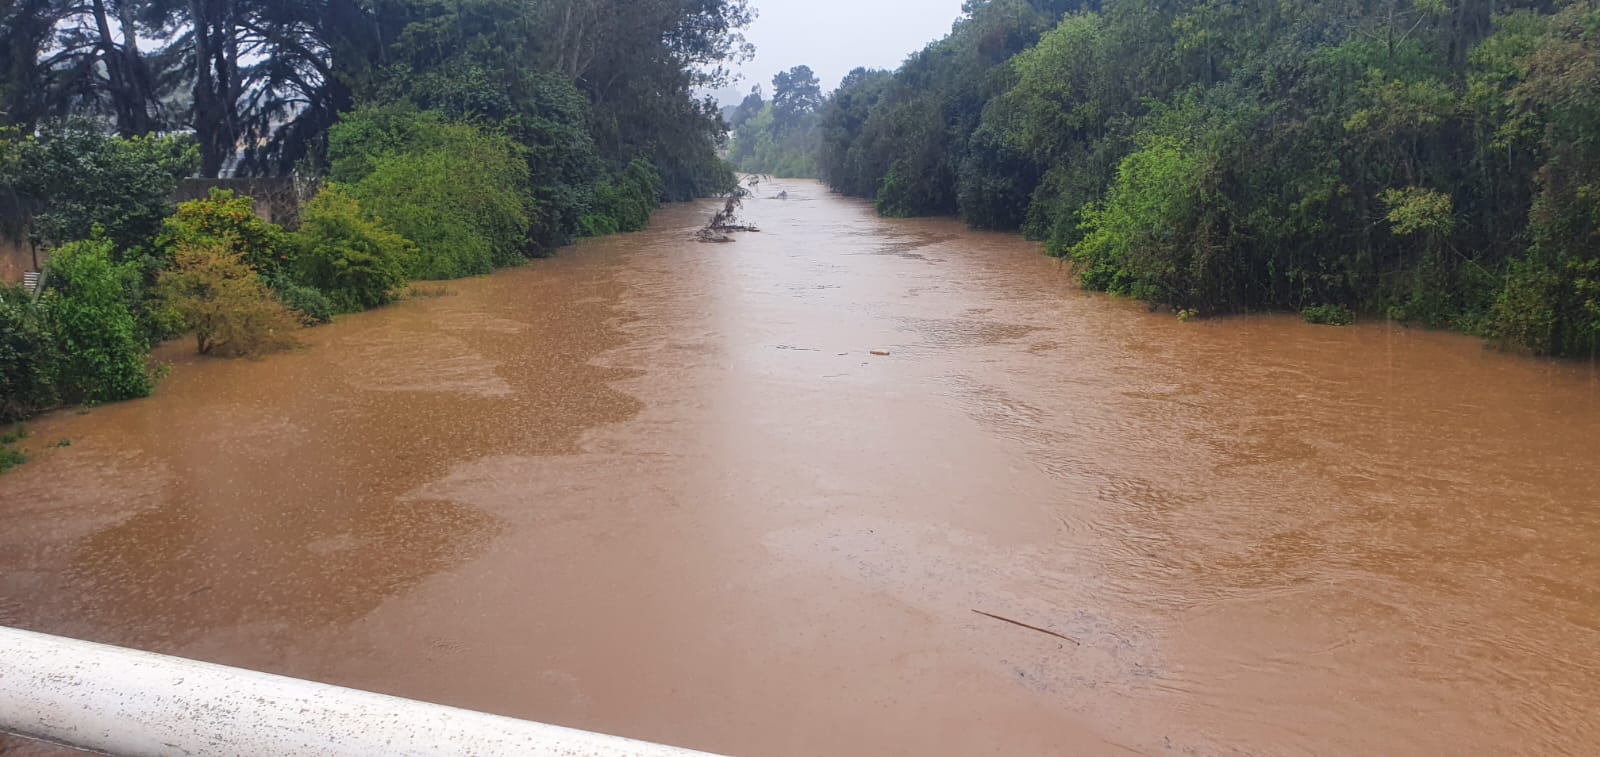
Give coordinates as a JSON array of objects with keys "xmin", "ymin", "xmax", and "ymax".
[
  {"xmin": 0, "ymin": 0, "xmax": 754, "ymax": 428},
  {"xmin": 817, "ymin": 0, "xmax": 1600, "ymax": 358}
]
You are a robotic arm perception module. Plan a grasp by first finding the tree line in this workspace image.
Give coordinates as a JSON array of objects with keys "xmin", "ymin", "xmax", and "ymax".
[
  {"xmin": 814, "ymin": 0, "xmax": 1600, "ymax": 358},
  {"xmin": 2, "ymin": 0, "xmax": 750, "ymax": 195},
  {"xmin": 726, "ymin": 64, "xmax": 824, "ymax": 178},
  {"xmin": 1, "ymin": 0, "xmax": 754, "ymax": 430}
]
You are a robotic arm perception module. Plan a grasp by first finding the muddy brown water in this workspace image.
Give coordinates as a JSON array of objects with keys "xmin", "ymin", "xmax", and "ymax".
[{"xmin": 3, "ymin": 180, "xmax": 1600, "ymax": 755}]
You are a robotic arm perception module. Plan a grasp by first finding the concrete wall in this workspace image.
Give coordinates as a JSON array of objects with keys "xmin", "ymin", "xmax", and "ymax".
[
  {"xmin": 0, "ymin": 236, "xmax": 37, "ymax": 285},
  {"xmin": 174, "ymin": 177, "xmax": 312, "ymax": 229}
]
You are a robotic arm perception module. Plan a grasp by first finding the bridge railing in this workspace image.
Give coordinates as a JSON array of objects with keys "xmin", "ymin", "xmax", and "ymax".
[{"xmin": 0, "ymin": 626, "xmax": 718, "ymax": 757}]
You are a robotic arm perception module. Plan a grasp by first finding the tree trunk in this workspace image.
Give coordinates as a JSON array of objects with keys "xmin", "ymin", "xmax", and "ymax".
[
  {"xmin": 89, "ymin": 0, "xmax": 138, "ymax": 136},
  {"xmin": 114, "ymin": 0, "xmax": 155, "ymax": 134},
  {"xmin": 190, "ymin": 0, "xmax": 239, "ymax": 177}
]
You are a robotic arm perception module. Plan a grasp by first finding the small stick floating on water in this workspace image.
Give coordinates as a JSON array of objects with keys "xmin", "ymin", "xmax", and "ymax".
[
  {"xmin": 869, "ymin": 349, "xmax": 891, "ymax": 356},
  {"xmin": 972, "ymin": 609, "xmax": 1080, "ymax": 645}
]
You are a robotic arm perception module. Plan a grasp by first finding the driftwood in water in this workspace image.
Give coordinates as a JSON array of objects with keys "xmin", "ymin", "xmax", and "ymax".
[
  {"xmin": 971, "ymin": 609, "xmax": 1080, "ymax": 645},
  {"xmin": 696, "ymin": 189, "xmax": 761, "ymax": 243}
]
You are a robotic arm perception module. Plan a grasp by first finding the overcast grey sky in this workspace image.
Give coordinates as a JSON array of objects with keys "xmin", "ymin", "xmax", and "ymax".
[{"xmin": 710, "ymin": 0, "xmax": 968, "ymax": 105}]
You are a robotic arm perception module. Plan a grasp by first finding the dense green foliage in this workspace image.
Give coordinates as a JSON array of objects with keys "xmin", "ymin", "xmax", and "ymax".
[
  {"xmin": 494, "ymin": 71, "xmax": 610, "ymax": 249},
  {"xmin": 0, "ymin": 286, "xmax": 60, "ymax": 422},
  {"xmin": 330, "ymin": 106, "xmax": 531, "ymax": 279},
  {"xmin": 267, "ymin": 277, "xmax": 336, "ymax": 325},
  {"xmin": 816, "ymin": 68, "xmax": 896, "ymax": 198},
  {"xmin": 820, "ymin": 0, "xmax": 1600, "ymax": 357},
  {"xmin": 2, "ymin": 0, "xmax": 748, "ymax": 193},
  {"xmin": 42, "ymin": 239, "xmax": 151, "ymax": 403},
  {"xmin": 293, "ymin": 185, "xmax": 414, "ymax": 312},
  {"xmin": 728, "ymin": 66, "xmax": 824, "ymax": 177},
  {"xmin": 0, "ymin": 124, "xmax": 197, "ymax": 253},
  {"xmin": 160, "ymin": 190, "xmax": 293, "ymax": 274},
  {"xmin": 1304, "ymin": 305, "xmax": 1358, "ymax": 327},
  {"xmin": 157, "ymin": 242, "xmax": 304, "ymax": 356},
  {"xmin": 582, "ymin": 160, "xmax": 665, "ymax": 236}
]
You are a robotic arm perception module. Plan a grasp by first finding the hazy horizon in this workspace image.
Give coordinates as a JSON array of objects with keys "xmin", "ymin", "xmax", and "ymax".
[{"xmin": 708, "ymin": 0, "xmax": 967, "ymax": 105}]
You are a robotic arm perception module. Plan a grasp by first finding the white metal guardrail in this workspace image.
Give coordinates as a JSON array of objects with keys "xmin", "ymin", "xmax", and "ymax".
[{"xmin": 0, "ymin": 626, "xmax": 720, "ymax": 756}]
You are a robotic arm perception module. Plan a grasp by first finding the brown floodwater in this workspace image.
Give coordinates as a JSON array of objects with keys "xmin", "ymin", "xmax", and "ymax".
[{"xmin": 3, "ymin": 180, "xmax": 1600, "ymax": 755}]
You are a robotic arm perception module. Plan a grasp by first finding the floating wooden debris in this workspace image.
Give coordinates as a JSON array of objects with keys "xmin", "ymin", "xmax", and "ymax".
[
  {"xmin": 972, "ymin": 609, "xmax": 1080, "ymax": 645},
  {"xmin": 696, "ymin": 189, "xmax": 761, "ymax": 243}
]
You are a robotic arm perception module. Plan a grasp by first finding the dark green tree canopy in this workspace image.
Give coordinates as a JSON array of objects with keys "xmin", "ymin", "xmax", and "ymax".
[
  {"xmin": 817, "ymin": 0, "xmax": 1600, "ymax": 357},
  {"xmin": 771, "ymin": 65, "xmax": 823, "ymax": 121},
  {"xmin": 2, "ymin": 0, "xmax": 751, "ymax": 190},
  {"xmin": 2, "ymin": 123, "xmax": 197, "ymax": 254}
]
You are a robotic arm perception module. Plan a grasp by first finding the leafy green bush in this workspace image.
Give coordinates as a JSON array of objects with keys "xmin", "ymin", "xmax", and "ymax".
[
  {"xmin": 156, "ymin": 243, "xmax": 304, "ymax": 356},
  {"xmin": 0, "ymin": 286, "xmax": 61, "ymax": 422},
  {"xmin": 1492, "ymin": 258, "xmax": 1600, "ymax": 356},
  {"xmin": 1302, "ymin": 304, "xmax": 1356, "ymax": 326},
  {"xmin": 578, "ymin": 215, "xmax": 621, "ymax": 237},
  {"xmin": 957, "ymin": 113, "xmax": 1036, "ymax": 231},
  {"xmin": 293, "ymin": 185, "xmax": 413, "ymax": 311},
  {"xmin": 42, "ymin": 240, "xmax": 152, "ymax": 403},
  {"xmin": 267, "ymin": 276, "xmax": 336, "ymax": 325},
  {"xmin": 1070, "ymin": 136, "xmax": 1204, "ymax": 303},
  {"xmin": 330, "ymin": 106, "xmax": 531, "ymax": 279},
  {"xmin": 1380, "ymin": 187, "xmax": 1456, "ymax": 238},
  {"xmin": 158, "ymin": 189, "xmax": 293, "ymax": 274},
  {"xmin": 325, "ymin": 103, "xmax": 433, "ymax": 185},
  {"xmin": 582, "ymin": 159, "xmax": 662, "ymax": 236},
  {"xmin": 355, "ymin": 150, "xmax": 525, "ymax": 278}
]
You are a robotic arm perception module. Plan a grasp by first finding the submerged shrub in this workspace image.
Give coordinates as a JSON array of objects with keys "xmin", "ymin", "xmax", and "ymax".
[
  {"xmin": 1302, "ymin": 304, "xmax": 1356, "ymax": 326},
  {"xmin": 0, "ymin": 425, "xmax": 26, "ymax": 474},
  {"xmin": 0, "ymin": 444, "xmax": 23, "ymax": 474},
  {"xmin": 267, "ymin": 276, "xmax": 336, "ymax": 325},
  {"xmin": 579, "ymin": 214, "xmax": 620, "ymax": 237},
  {"xmin": 157, "ymin": 243, "xmax": 303, "ymax": 356},
  {"xmin": 1492, "ymin": 258, "xmax": 1600, "ymax": 356},
  {"xmin": 293, "ymin": 185, "xmax": 412, "ymax": 312}
]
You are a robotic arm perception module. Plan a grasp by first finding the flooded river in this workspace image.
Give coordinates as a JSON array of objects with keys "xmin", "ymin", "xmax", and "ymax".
[{"xmin": 3, "ymin": 180, "xmax": 1600, "ymax": 755}]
